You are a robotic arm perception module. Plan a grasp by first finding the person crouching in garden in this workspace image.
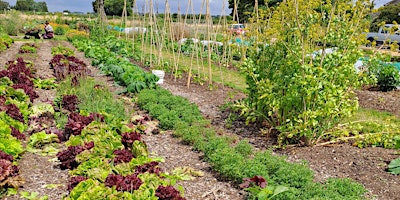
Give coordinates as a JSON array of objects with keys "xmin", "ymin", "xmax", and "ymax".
[{"xmin": 42, "ymin": 21, "xmax": 54, "ymax": 39}]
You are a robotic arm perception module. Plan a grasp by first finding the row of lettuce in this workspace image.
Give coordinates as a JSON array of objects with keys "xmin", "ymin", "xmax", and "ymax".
[
  {"xmin": 0, "ymin": 42, "xmax": 44, "ymax": 197},
  {"xmin": 47, "ymin": 46, "xmax": 190, "ymax": 199},
  {"xmin": 67, "ymin": 32, "xmax": 368, "ymax": 199}
]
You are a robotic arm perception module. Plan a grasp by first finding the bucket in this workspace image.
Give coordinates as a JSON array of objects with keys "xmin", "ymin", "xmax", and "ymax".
[{"xmin": 152, "ymin": 70, "xmax": 165, "ymax": 84}]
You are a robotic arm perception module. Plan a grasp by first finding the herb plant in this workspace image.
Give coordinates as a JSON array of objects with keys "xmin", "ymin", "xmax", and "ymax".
[{"xmin": 388, "ymin": 158, "xmax": 400, "ymax": 175}]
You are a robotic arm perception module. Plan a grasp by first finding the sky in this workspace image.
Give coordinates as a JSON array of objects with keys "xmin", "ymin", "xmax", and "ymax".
[
  {"xmin": 1, "ymin": 0, "xmax": 396, "ymax": 15},
  {"xmin": 2, "ymin": 0, "xmax": 232, "ymax": 15}
]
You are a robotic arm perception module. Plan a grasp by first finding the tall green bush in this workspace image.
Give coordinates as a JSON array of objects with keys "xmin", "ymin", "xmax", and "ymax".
[
  {"xmin": 367, "ymin": 55, "xmax": 400, "ymax": 92},
  {"xmin": 236, "ymin": 0, "xmax": 372, "ymax": 145},
  {"xmin": 0, "ymin": 10, "xmax": 24, "ymax": 36}
]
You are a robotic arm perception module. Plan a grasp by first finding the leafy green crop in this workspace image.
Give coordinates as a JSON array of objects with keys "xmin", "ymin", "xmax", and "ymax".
[
  {"xmin": 388, "ymin": 158, "xmax": 400, "ymax": 175},
  {"xmin": 28, "ymin": 131, "xmax": 59, "ymax": 148},
  {"xmin": 71, "ymin": 36, "xmax": 157, "ymax": 93},
  {"xmin": 33, "ymin": 78, "xmax": 58, "ymax": 90},
  {"xmin": 236, "ymin": 0, "xmax": 372, "ymax": 146},
  {"xmin": 51, "ymin": 45, "xmax": 75, "ymax": 57},
  {"xmin": 30, "ymin": 103, "xmax": 54, "ymax": 118},
  {"xmin": 0, "ymin": 119, "xmax": 23, "ymax": 157}
]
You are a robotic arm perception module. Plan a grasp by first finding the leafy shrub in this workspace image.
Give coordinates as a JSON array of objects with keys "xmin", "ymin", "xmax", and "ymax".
[
  {"xmin": 388, "ymin": 157, "xmax": 400, "ymax": 175},
  {"xmin": 55, "ymin": 26, "xmax": 66, "ymax": 35},
  {"xmin": 71, "ymin": 36, "xmax": 157, "ymax": 92},
  {"xmin": 369, "ymin": 62, "xmax": 400, "ymax": 92},
  {"xmin": 0, "ymin": 33, "xmax": 13, "ymax": 53},
  {"xmin": 236, "ymin": 0, "xmax": 371, "ymax": 146},
  {"xmin": 0, "ymin": 10, "xmax": 23, "ymax": 36},
  {"xmin": 234, "ymin": 140, "xmax": 254, "ymax": 158}
]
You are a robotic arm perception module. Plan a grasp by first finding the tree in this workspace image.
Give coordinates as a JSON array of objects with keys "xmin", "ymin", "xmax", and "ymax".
[
  {"xmin": 15, "ymin": 0, "xmax": 48, "ymax": 12},
  {"xmin": 92, "ymin": 0, "xmax": 134, "ymax": 16},
  {"xmin": 35, "ymin": 1, "xmax": 48, "ymax": 12},
  {"xmin": 15, "ymin": 0, "xmax": 35, "ymax": 11},
  {"xmin": 228, "ymin": 0, "xmax": 282, "ymax": 23},
  {"xmin": 0, "ymin": 0, "xmax": 10, "ymax": 11},
  {"xmin": 371, "ymin": 4, "xmax": 400, "ymax": 31}
]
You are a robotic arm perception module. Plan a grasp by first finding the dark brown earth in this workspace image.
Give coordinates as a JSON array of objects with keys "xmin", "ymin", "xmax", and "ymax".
[{"xmin": 1, "ymin": 39, "xmax": 400, "ymax": 200}]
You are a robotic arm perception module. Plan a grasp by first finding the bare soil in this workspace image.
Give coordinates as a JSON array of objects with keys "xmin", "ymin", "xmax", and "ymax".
[{"xmin": 2, "ymin": 39, "xmax": 400, "ymax": 200}]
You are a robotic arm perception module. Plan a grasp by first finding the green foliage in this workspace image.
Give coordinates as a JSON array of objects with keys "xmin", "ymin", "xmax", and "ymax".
[
  {"xmin": 54, "ymin": 26, "xmax": 66, "ymax": 35},
  {"xmin": 0, "ymin": 111, "xmax": 25, "ymax": 133},
  {"xmin": 0, "ymin": 10, "xmax": 24, "ymax": 35},
  {"xmin": 388, "ymin": 157, "xmax": 400, "ymax": 175},
  {"xmin": 324, "ymin": 178, "xmax": 367, "ymax": 198},
  {"xmin": 67, "ymin": 177, "xmax": 162, "ymax": 200},
  {"xmin": 0, "ymin": 0, "xmax": 10, "ymax": 11},
  {"xmin": 58, "ymin": 93, "xmax": 183, "ymax": 199},
  {"xmin": 56, "ymin": 77, "xmax": 127, "ymax": 122},
  {"xmin": 72, "ymin": 156, "xmax": 112, "ymax": 181},
  {"xmin": 19, "ymin": 191, "xmax": 48, "ymax": 200},
  {"xmin": 137, "ymin": 88, "xmax": 203, "ymax": 130},
  {"xmin": 33, "ymin": 78, "xmax": 58, "ymax": 90},
  {"xmin": 68, "ymin": 122, "xmax": 123, "ymax": 181},
  {"xmin": 28, "ymin": 131, "xmax": 59, "ymax": 148},
  {"xmin": 131, "ymin": 140, "xmax": 148, "ymax": 157},
  {"xmin": 51, "ymin": 45, "xmax": 74, "ymax": 56},
  {"xmin": 327, "ymin": 108, "xmax": 400, "ymax": 149},
  {"xmin": 54, "ymin": 112, "xmax": 68, "ymax": 128},
  {"xmin": 278, "ymin": 180, "xmax": 366, "ymax": 200},
  {"xmin": 114, "ymin": 156, "xmax": 164, "ymax": 177},
  {"xmin": 367, "ymin": 57, "xmax": 400, "ymax": 91},
  {"xmin": 234, "ymin": 140, "xmax": 254, "ymax": 158},
  {"xmin": 0, "ymin": 33, "xmax": 13, "ymax": 52},
  {"xmin": 228, "ymin": 0, "xmax": 282, "ymax": 23},
  {"xmin": 0, "ymin": 119, "xmax": 23, "ymax": 157},
  {"xmin": 70, "ymin": 36, "xmax": 157, "ymax": 93},
  {"xmin": 67, "ymin": 179, "xmax": 118, "ymax": 200},
  {"xmin": 27, "ymin": 131, "xmax": 59, "ymax": 156},
  {"xmin": 237, "ymin": 0, "xmax": 372, "ymax": 146},
  {"xmin": 92, "ymin": 0, "xmax": 134, "ymax": 16}
]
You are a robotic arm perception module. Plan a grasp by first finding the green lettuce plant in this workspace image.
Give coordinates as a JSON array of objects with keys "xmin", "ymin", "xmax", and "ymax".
[{"xmin": 388, "ymin": 157, "xmax": 400, "ymax": 175}]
